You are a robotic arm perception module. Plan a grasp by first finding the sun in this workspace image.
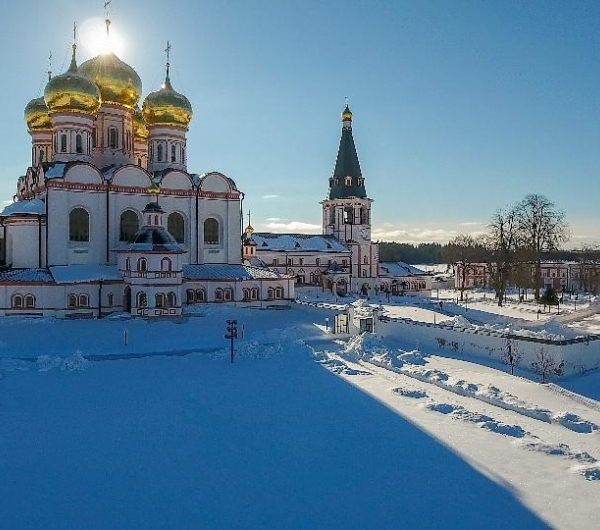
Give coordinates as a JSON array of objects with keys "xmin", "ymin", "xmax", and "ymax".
[{"xmin": 79, "ymin": 17, "xmax": 125, "ymax": 56}]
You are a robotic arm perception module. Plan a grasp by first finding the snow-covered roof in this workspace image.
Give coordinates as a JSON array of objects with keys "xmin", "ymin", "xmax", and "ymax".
[
  {"xmin": 253, "ymin": 233, "xmax": 349, "ymax": 253},
  {"xmin": 44, "ymin": 162, "xmax": 67, "ymax": 179},
  {"xmin": 102, "ymin": 165, "xmax": 119, "ymax": 180},
  {"xmin": 50, "ymin": 265, "xmax": 122, "ymax": 284},
  {"xmin": 0, "ymin": 198, "xmax": 46, "ymax": 217},
  {"xmin": 0, "ymin": 268, "xmax": 54, "ymax": 283},
  {"xmin": 379, "ymin": 262, "xmax": 430, "ymax": 278},
  {"xmin": 183, "ymin": 264, "xmax": 289, "ymax": 281}
]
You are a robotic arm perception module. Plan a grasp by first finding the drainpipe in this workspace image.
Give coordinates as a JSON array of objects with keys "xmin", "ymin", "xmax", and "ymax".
[
  {"xmin": 105, "ymin": 181, "xmax": 110, "ymax": 263},
  {"xmin": 37, "ymin": 214, "xmax": 42, "ymax": 268},
  {"xmin": 98, "ymin": 280, "xmax": 103, "ymax": 319},
  {"xmin": 45, "ymin": 185, "xmax": 49, "ymax": 267},
  {"xmin": 195, "ymin": 188, "xmax": 199, "ymax": 264}
]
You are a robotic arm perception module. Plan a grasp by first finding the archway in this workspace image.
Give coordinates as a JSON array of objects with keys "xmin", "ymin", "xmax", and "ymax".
[{"xmin": 336, "ymin": 279, "xmax": 348, "ymax": 296}]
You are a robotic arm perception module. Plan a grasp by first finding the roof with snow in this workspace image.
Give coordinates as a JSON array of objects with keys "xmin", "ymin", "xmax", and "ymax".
[
  {"xmin": 49, "ymin": 265, "xmax": 122, "ymax": 284},
  {"xmin": 183, "ymin": 264, "xmax": 289, "ymax": 281},
  {"xmin": 0, "ymin": 268, "xmax": 54, "ymax": 283},
  {"xmin": 253, "ymin": 233, "xmax": 349, "ymax": 253},
  {"xmin": 43, "ymin": 162, "xmax": 67, "ymax": 179},
  {"xmin": 0, "ymin": 198, "xmax": 46, "ymax": 217},
  {"xmin": 379, "ymin": 262, "xmax": 431, "ymax": 278}
]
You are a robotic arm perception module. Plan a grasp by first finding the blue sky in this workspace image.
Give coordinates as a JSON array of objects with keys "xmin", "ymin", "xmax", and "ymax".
[{"xmin": 2, "ymin": 0, "xmax": 600, "ymax": 245}]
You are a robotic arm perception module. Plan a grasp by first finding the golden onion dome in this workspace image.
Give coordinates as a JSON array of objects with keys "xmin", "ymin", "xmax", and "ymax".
[
  {"xmin": 44, "ymin": 47, "xmax": 101, "ymax": 115},
  {"xmin": 342, "ymin": 104, "xmax": 352, "ymax": 121},
  {"xmin": 133, "ymin": 105, "xmax": 149, "ymax": 140},
  {"xmin": 24, "ymin": 97, "xmax": 52, "ymax": 131},
  {"xmin": 244, "ymin": 224, "xmax": 254, "ymax": 235},
  {"xmin": 79, "ymin": 52, "xmax": 142, "ymax": 109},
  {"xmin": 142, "ymin": 75, "xmax": 193, "ymax": 129}
]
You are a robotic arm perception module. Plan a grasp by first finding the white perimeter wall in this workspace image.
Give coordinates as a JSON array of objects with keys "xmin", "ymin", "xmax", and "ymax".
[{"xmin": 376, "ymin": 317, "xmax": 600, "ymax": 376}]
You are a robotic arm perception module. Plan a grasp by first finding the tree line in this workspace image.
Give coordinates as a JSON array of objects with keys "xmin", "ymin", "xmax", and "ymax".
[
  {"xmin": 379, "ymin": 194, "xmax": 574, "ymax": 306},
  {"xmin": 444, "ymin": 194, "xmax": 570, "ymax": 305}
]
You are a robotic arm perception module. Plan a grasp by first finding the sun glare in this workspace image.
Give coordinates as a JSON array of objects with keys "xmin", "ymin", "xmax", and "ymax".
[{"xmin": 79, "ymin": 17, "xmax": 125, "ymax": 57}]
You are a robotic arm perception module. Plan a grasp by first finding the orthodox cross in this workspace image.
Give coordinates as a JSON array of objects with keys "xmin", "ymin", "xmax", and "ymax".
[
  {"xmin": 165, "ymin": 40, "xmax": 171, "ymax": 77},
  {"xmin": 104, "ymin": 0, "xmax": 112, "ymax": 36},
  {"xmin": 47, "ymin": 51, "xmax": 53, "ymax": 81},
  {"xmin": 247, "ymin": 211, "xmax": 251, "ymax": 226}
]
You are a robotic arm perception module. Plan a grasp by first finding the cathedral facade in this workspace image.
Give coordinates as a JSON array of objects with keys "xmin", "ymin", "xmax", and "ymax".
[{"xmin": 0, "ymin": 26, "xmax": 293, "ymax": 317}]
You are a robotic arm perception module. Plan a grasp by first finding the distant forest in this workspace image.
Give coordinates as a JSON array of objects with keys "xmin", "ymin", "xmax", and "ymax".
[
  {"xmin": 378, "ymin": 243, "xmax": 445, "ymax": 264},
  {"xmin": 377, "ymin": 241, "xmax": 600, "ymax": 265}
]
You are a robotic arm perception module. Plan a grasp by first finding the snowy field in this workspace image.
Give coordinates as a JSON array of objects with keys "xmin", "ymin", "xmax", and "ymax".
[{"xmin": 1, "ymin": 301, "xmax": 600, "ymax": 528}]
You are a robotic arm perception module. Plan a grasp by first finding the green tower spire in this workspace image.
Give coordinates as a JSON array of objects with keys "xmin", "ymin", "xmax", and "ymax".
[{"xmin": 328, "ymin": 104, "xmax": 366, "ymax": 200}]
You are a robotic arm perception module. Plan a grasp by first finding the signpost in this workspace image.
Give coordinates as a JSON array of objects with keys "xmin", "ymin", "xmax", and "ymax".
[{"xmin": 225, "ymin": 320, "xmax": 238, "ymax": 363}]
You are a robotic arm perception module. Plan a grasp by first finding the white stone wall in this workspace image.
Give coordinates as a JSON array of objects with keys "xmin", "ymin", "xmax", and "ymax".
[{"xmin": 377, "ymin": 317, "xmax": 600, "ymax": 376}]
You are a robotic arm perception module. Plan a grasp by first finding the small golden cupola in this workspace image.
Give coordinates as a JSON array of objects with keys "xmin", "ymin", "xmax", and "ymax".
[
  {"xmin": 44, "ymin": 43, "xmax": 101, "ymax": 115},
  {"xmin": 24, "ymin": 97, "xmax": 52, "ymax": 131},
  {"xmin": 142, "ymin": 43, "xmax": 193, "ymax": 130}
]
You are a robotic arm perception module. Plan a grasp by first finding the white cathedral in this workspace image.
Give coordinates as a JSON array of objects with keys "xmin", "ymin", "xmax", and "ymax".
[
  {"xmin": 0, "ymin": 25, "xmax": 293, "ymax": 317},
  {"xmin": 0, "ymin": 21, "xmax": 432, "ymax": 318}
]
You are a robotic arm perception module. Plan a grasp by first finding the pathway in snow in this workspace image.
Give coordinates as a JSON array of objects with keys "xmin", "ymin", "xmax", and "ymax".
[{"xmin": 312, "ymin": 339, "xmax": 600, "ymax": 530}]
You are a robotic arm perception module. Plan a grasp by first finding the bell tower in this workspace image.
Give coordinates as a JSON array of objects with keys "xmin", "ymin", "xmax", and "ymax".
[{"xmin": 321, "ymin": 104, "xmax": 379, "ymax": 292}]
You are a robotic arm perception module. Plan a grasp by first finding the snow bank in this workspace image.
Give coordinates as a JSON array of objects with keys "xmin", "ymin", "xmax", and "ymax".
[{"xmin": 36, "ymin": 351, "xmax": 89, "ymax": 372}]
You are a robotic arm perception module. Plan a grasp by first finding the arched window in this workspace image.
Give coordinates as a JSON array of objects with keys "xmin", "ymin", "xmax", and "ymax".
[
  {"xmin": 107, "ymin": 293, "xmax": 114, "ymax": 306},
  {"xmin": 155, "ymin": 293, "xmax": 165, "ymax": 308},
  {"xmin": 137, "ymin": 157, "xmax": 142, "ymax": 167},
  {"xmin": 315, "ymin": 258, "xmax": 320, "ymax": 266},
  {"xmin": 69, "ymin": 208, "xmax": 90, "ymax": 242},
  {"xmin": 157, "ymin": 144, "xmax": 163, "ymax": 162},
  {"xmin": 171, "ymin": 145, "xmax": 176, "ymax": 162},
  {"xmin": 186, "ymin": 289, "xmax": 195, "ymax": 304},
  {"xmin": 196, "ymin": 289, "xmax": 206, "ymax": 302},
  {"xmin": 11, "ymin": 294, "xmax": 23, "ymax": 308},
  {"xmin": 167, "ymin": 212, "xmax": 185, "ymax": 244},
  {"xmin": 68, "ymin": 294, "xmax": 77, "ymax": 308},
  {"xmin": 167, "ymin": 292, "xmax": 176, "ymax": 308},
  {"xmin": 276, "ymin": 287, "xmax": 284, "ymax": 299},
  {"xmin": 126, "ymin": 131, "xmax": 131, "ymax": 151},
  {"xmin": 108, "ymin": 127, "xmax": 118, "ymax": 149},
  {"xmin": 78, "ymin": 294, "xmax": 89, "ymax": 307},
  {"xmin": 204, "ymin": 218, "xmax": 219, "ymax": 245},
  {"xmin": 224, "ymin": 288, "xmax": 233, "ymax": 301},
  {"xmin": 75, "ymin": 134, "xmax": 83, "ymax": 154},
  {"xmin": 251, "ymin": 288, "xmax": 259, "ymax": 300},
  {"xmin": 242, "ymin": 288, "xmax": 250, "ymax": 301},
  {"xmin": 161, "ymin": 257, "xmax": 172, "ymax": 271},
  {"xmin": 267, "ymin": 288, "xmax": 274, "ymax": 300},
  {"xmin": 181, "ymin": 146, "xmax": 185, "ymax": 162},
  {"xmin": 92, "ymin": 127, "xmax": 97, "ymax": 148},
  {"xmin": 24, "ymin": 295, "xmax": 35, "ymax": 309},
  {"xmin": 363, "ymin": 256, "xmax": 368, "ymax": 265},
  {"xmin": 120, "ymin": 210, "xmax": 139, "ymax": 242},
  {"xmin": 137, "ymin": 257, "xmax": 147, "ymax": 272},
  {"xmin": 215, "ymin": 288, "xmax": 223, "ymax": 302},
  {"xmin": 137, "ymin": 291, "xmax": 147, "ymax": 307},
  {"xmin": 125, "ymin": 257, "xmax": 131, "ymax": 271},
  {"xmin": 60, "ymin": 134, "xmax": 67, "ymax": 153}
]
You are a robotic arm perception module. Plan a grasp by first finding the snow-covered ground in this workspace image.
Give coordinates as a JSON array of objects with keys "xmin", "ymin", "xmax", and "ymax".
[
  {"xmin": 1, "ymin": 301, "xmax": 600, "ymax": 528},
  {"xmin": 0, "ymin": 334, "xmax": 548, "ymax": 529},
  {"xmin": 313, "ymin": 334, "xmax": 600, "ymax": 529}
]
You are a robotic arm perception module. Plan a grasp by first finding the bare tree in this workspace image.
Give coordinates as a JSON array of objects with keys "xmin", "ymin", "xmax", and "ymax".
[
  {"xmin": 515, "ymin": 194, "xmax": 569, "ymax": 300},
  {"xmin": 501, "ymin": 338, "xmax": 522, "ymax": 375},
  {"xmin": 531, "ymin": 348, "xmax": 557, "ymax": 383},
  {"xmin": 488, "ymin": 207, "xmax": 520, "ymax": 306},
  {"xmin": 443, "ymin": 235, "xmax": 485, "ymax": 301}
]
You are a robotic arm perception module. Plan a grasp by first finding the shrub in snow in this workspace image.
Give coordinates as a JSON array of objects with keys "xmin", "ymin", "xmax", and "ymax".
[{"xmin": 61, "ymin": 351, "xmax": 89, "ymax": 371}]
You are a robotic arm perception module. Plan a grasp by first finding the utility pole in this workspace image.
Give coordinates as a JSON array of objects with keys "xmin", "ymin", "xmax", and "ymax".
[{"xmin": 225, "ymin": 319, "xmax": 238, "ymax": 363}]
